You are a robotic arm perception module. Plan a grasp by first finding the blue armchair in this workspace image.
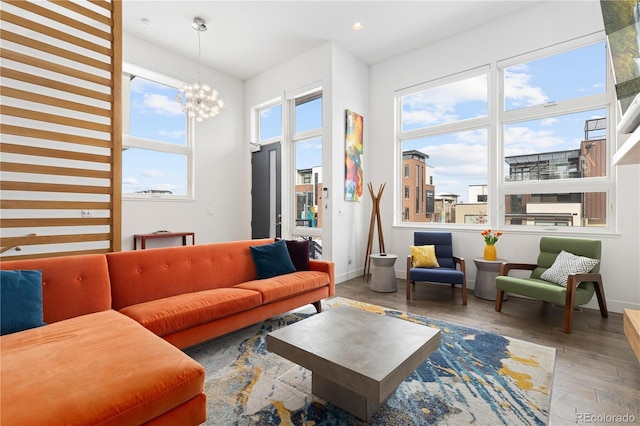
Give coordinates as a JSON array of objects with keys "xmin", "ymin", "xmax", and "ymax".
[{"xmin": 406, "ymin": 231, "xmax": 467, "ymax": 305}]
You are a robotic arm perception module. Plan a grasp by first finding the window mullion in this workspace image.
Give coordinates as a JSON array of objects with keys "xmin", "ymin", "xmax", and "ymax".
[
  {"xmin": 501, "ymin": 93, "xmax": 609, "ymax": 124},
  {"xmin": 399, "ymin": 116, "xmax": 489, "ymax": 140},
  {"xmin": 293, "ymin": 128, "xmax": 322, "ymax": 142},
  {"xmin": 123, "ymin": 135, "xmax": 190, "ymax": 155}
]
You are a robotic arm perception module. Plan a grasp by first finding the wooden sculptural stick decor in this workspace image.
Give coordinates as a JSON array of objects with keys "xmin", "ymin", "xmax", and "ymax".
[{"xmin": 363, "ymin": 182, "xmax": 386, "ymax": 280}]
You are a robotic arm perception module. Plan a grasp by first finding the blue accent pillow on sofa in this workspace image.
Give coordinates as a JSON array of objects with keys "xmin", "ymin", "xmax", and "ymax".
[
  {"xmin": 250, "ymin": 240, "xmax": 297, "ymax": 279},
  {"xmin": 1, "ymin": 270, "xmax": 46, "ymax": 336}
]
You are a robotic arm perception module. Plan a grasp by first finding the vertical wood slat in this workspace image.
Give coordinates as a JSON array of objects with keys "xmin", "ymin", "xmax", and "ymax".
[
  {"xmin": 0, "ymin": 0, "xmax": 121, "ymax": 259},
  {"xmin": 111, "ymin": 0, "xmax": 122, "ymax": 252}
]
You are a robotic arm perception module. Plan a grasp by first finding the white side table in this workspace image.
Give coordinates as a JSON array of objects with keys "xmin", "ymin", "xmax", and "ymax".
[
  {"xmin": 473, "ymin": 258, "xmax": 508, "ymax": 300},
  {"xmin": 369, "ymin": 254, "xmax": 398, "ymax": 292}
]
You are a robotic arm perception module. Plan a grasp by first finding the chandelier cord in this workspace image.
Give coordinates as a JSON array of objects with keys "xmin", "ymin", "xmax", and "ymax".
[
  {"xmin": 196, "ymin": 29, "xmax": 202, "ymax": 84},
  {"xmin": 176, "ymin": 16, "xmax": 224, "ymax": 121}
]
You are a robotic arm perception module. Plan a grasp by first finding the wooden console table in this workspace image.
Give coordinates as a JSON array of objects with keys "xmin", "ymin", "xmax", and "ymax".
[
  {"xmin": 133, "ymin": 232, "xmax": 195, "ymax": 250},
  {"xmin": 623, "ymin": 309, "xmax": 640, "ymax": 362}
]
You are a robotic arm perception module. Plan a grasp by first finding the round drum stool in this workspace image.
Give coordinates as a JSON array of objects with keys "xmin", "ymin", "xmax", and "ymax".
[{"xmin": 369, "ymin": 253, "xmax": 398, "ymax": 292}]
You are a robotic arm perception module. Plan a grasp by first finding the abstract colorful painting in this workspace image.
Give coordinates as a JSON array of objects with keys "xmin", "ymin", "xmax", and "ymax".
[{"xmin": 344, "ymin": 109, "xmax": 363, "ymax": 201}]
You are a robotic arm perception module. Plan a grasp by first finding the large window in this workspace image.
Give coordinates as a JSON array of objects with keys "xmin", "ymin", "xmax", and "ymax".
[
  {"xmin": 398, "ymin": 68, "xmax": 489, "ymax": 224},
  {"xmin": 500, "ymin": 38, "xmax": 611, "ymax": 228},
  {"xmin": 122, "ymin": 66, "xmax": 192, "ymax": 198},
  {"xmin": 396, "ymin": 35, "xmax": 613, "ymax": 231}
]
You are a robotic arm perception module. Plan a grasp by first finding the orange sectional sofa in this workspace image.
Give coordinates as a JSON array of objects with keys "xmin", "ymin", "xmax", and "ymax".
[{"xmin": 0, "ymin": 238, "xmax": 335, "ymax": 425}]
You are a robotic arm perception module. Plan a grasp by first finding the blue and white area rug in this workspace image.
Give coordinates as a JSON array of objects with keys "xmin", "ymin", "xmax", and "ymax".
[{"xmin": 186, "ymin": 297, "xmax": 555, "ymax": 425}]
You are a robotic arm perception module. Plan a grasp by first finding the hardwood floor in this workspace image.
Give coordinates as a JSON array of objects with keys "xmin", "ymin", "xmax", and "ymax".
[{"xmin": 335, "ymin": 277, "xmax": 640, "ymax": 425}]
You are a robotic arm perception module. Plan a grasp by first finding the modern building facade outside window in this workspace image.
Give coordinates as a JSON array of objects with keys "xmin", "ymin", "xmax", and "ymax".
[{"xmin": 401, "ymin": 150, "xmax": 435, "ymax": 222}]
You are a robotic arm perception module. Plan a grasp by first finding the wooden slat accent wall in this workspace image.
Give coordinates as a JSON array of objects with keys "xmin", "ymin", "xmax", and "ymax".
[{"xmin": 0, "ymin": 0, "xmax": 122, "ymax": 260}]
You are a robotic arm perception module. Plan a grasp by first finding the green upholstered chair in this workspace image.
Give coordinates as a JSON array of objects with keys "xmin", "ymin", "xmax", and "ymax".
[{"xmin": 495, "ymin": 236, "xmax": 608, "ymax": 334}]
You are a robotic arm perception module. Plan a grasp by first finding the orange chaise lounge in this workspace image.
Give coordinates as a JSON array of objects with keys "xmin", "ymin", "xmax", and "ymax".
[{"xmin": 0, "ymin": 238, "xmax": 335, "ymax": 425}]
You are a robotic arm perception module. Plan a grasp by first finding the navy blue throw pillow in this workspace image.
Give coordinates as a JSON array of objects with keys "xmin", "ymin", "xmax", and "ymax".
[
  {"xmin": 1, "ymin": 270, "xmax": 46, "ymax": 336},
  {"xmin": 250, "ymin": 240, "xmax": 297, "ymax": 279}
]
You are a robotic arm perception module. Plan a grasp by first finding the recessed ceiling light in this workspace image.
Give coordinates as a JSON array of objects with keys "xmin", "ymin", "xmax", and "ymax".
[
  {"xmin": 352, "ymin": 22, "xmax": 363, "ymax": 30},
  {"xmin": 141, "ymin": 17, "xmax": 151, "ymax": 26}
]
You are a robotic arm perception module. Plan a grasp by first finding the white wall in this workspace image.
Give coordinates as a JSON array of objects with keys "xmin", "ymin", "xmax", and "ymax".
[
  {"xmin": 329, "ymin": 44, "xmax": 369, "ymax": 282},
  {"xmin": 121, "ymin": 35, "xmax": 248, "ymax": 250},
  {"xmin": 368, "ymin": 1, "xmax": 640, "ymax": 313},
  {"xmin": 245, "ymin": 42, "xmax": 369, "ymax": 282}
]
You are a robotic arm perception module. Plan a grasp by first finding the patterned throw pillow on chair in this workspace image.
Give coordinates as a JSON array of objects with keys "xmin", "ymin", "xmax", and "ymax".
[
  {"xmin": 410, "ymin": 245, "xmax": 440, "ymax": 268},
  {"xmin": 540, "ymin": 250, "xmax": 599, "ymax": 287}
]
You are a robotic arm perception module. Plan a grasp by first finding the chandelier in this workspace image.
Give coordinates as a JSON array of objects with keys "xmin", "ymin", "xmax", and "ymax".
[{"xmin": 176, "ymin": 17, "xmax": 224, "ymax": 122}]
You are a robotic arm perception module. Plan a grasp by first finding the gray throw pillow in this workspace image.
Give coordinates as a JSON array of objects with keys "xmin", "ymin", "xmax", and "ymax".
[{"xmin": 540, "ymin": 250, "xmax": 599, "ymax": 287}]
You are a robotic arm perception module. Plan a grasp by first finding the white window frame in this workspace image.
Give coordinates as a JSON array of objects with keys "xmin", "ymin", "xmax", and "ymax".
[
  {"xmin": 122, "ymin": 63, "xmax": 194, "ymax": 200},
  {"xmin": 497, "ymin": 33, "xmax": 616, "ymax": 234},
  {"xmin": 286, "ymin": 84, "xmax": 323, "ymax": 238}
]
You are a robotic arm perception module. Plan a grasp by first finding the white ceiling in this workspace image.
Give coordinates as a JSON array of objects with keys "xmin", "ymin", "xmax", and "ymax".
[{"xmin": 122, "ymin": 1, "xmax": 544, "ymax": 81}]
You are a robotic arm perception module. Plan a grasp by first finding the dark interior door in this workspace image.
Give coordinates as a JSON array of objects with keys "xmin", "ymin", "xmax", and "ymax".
[{"xmin": 251, "ymin": 142, "xmax": 281, "ymax": 239}]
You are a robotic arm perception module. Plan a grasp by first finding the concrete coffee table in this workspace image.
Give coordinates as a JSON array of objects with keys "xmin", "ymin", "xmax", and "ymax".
[{"xmin": 267, "ymin": 306, "xmax": 441, "ymax": 420}]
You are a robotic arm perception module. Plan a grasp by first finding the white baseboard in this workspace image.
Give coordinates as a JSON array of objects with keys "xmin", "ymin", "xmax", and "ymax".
[{"xmin": 335, "ymin": 268, "xmax": 364, "ymax": 284}]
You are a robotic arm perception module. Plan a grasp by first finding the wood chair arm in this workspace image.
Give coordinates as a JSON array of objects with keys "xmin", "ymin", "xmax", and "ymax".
[
  {"xmin": 453, "ymin": 256, "xmax": 466, "ymax": 274},
  {"xmin": 499, "ymin": 262, "xmax": 537, "ymax": 276},
  {"xmin": 568, "ymin": 272, "xmax": 602, "ymax": 283},
  {"xmin": 406, "ymin": 255, "xmax": 413, "ymax": 301},
  {"xmin": 563, "ymin": 272, "xmax": 608, "ymax": 333},
  {"xmin": 567, "ymin": 272, "xmax": 608, "ymax": 318}
]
